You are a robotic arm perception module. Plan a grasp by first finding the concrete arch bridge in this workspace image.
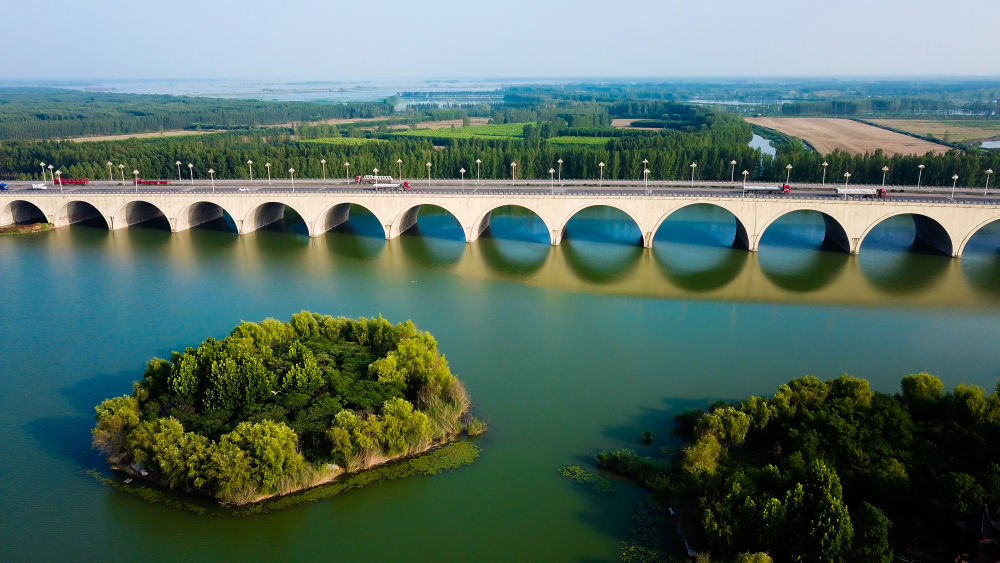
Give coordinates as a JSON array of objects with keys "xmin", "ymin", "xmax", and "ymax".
[{"xmin": 3, "ymin": 191, "xmax": 1000, "ymax": 258}]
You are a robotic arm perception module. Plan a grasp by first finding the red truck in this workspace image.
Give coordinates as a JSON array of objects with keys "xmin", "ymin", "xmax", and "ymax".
[
  {"xmin": 56, "ymin": 178, "xmax": 90, "ymax": 185},
  {"xmin": 135, "ymin": 179, "xmax": 170, "ymax": 185}
]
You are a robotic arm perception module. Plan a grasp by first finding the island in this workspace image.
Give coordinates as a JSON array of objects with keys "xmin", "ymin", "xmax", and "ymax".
[
  {"xmin": 93, "ymin": 312, "xmax": 482, "ymax": 506},
  {"xmin": 594, "ymin": 374, "xmax": 1000, "ymax": 561}
]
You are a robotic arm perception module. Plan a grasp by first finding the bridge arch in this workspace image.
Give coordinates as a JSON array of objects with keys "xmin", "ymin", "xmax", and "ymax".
[
  {"xmin": 241, "ymin": 201, "xmax": 310, "ymax": 235},
  {"xmin": 956, "ymin": 215, "xmax": 1000, "ymax": 258},
  {"xmin": 388, "ymin": 202, "xmax": 464, "ymax": 240},
  {"xmin": 56, "ymin": 200, "xmax": 110, "ymax": 229},
  {"xmin": 556, "ymin": 203, "xmax": 643, "ymax": 247},
  {"xmin": 650, "ymin": 202, "xmax": 752, "ymax": 250},
  {"xmin": 174, "ymin": 201, "xmax": 239, "ymax": 233},
  {"xmin": 313, "ymin": 203, "xmax": 388, "ymax": 238},
  {"xmin": 755, "ymin": 208, "xmax": 852, "ymax": 254},
  {"xmin": 1, "ymin": 200, "xmax": 51, "ymax": 226},
  {"xmin": 469, "ymin": 204, "xmax": 553, "ymax": 244},
  {"xmin": 110, "ymin": 200, "xmax": 169, "ymax": 230},
  {"xmin": 857, "ymin": 212, "xmax": 955, "ymax": 257}
]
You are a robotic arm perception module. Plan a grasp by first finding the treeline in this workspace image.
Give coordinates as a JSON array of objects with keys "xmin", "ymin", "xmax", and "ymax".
[
  {"xmin": 598, "ymin": 374, "xmax": 1000, "ymax": 560},
  {"xmin": 0, "ymin": 88, "xmax": 394, "ymax": 141},
  {"xmin": 779, "ymin": 97, "xmax": 1000, "ymax": 117},
  {"xmin": 92, "ymin": 312, "xmax": 474, "ymax": 505}
]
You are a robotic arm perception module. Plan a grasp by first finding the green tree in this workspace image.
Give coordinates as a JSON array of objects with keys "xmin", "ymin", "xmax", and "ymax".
[{"xmin": 92, "ymin": 395, "xmax": 140, "ymax": 457}]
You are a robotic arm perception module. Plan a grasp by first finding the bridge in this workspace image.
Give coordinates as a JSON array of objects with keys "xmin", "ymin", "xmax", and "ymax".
[{"xmin": 3, "ymin": 180, "xmax": 999, "ymax": 258}]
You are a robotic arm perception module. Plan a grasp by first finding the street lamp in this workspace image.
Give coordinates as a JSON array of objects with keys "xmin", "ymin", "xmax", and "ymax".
[
  {"xmin": 549, "ymin": 168, "xmax": 555, "ymax": 192},
  {"xmin": 730, "ymin": 160, "xmax": 737, "ymax": 182},
  {"xmin": 844, "ymin": 171, "xmax": 851, "ymax": 186},
  {"xmin": 643, "ymin": 168, "xmax": 650, "ymax": 195},
  {"xmin": 106, "ymin": 161, "xmax": 113, "ymax": 181},
  {"xmin": 47, "ymin": 164, "xmax": 54, "ymax": 184},
  {"xmin": 289, "ymin": 168, "xmax": 296, "ymax": 191},
  {"xmin": 557, "ymin": 158, "xmax": 563, "ymax": 185},
  {"xmin": 642, "ymin": 158, "xmax": 648, "ymax": 180},
  {"xmin": 598, "ymin": 161, "xmax": 605, "ymax": 187},
  {"xmin": 785, "ymin": 163, "xmax": 793, "ymax": 185},
  {"xmin": 175, "ymin": 160, "xmax": 182, "ymax": 181},
  {"xmin": 320, "ymin": 158, "xmax": 327, "ymax": 181},
  {"xmin": 821, "ymin": 161, "xmax": 828, "ymax": 185},
  {"xmin": 132, "ymin": 169, "xmax": 139, "ymax": 193},
  {"xmin": 917, "ymin": 164, "xmax": 925, "ymax": 188},
  {"xmin": 881, "ymin": 165, "xmax": 889, "ymax": 187},
  {"xmin": 208, "ymin": 168, "xmax": 215, "ymax": 193},
  {"xmin": 247, "ymin": 160, "xmax": 254, "ymax": 183},
  {"xmin": 510, "ymin": 162, "xmax": 516, "ymax": 186},
  {"xmin": 118, "ymin": 163, "xmax": 125, "ymax": 183},
  {"xmin": 344, "ymin": 161, "xmax": 350, "ymax": 180},
  {"xmin": 742, "ymin": 169, "xmax": 749, "ymax": 194},
  {"xmin": 55, "ymin": 170, "xmax": 62, "ymax": 193},
  {"xmin": 460, "ymin": 167, "xmax": 466, "ymax": 189},
  {"xmin": 951, "ymin": 174, "xmax": 959, "ymax": 200},
  {"xmin": 39, "ymin": 162, "xmax": 46, "ymax": 182},
  {"xmin": 188, "ymin": 162, "xmax": 194, "ymax": 185},
  {"xmin": 475, "ymin": 158, "xmax": 481, "ymax": 186},
  {"xmin": 396, "ymin": 158, "xmax": 402, "ymax": 181},
  {"xmin": 426, "ymin": 162, "xmax": 432, "ymax": 186},
  {"xmin": 690, "ymin": 162, "xmax": 697, "ymax": 185},
  {"xmin": 986, "ymin": 169, "xmax": 994, "ymax": 196},
  {"xmin": 265, "ymin": 162, "xmax": 272, "ymax": 184}
]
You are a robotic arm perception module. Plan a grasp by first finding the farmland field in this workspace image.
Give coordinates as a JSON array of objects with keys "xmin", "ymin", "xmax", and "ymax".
[
  {"xmin": 300, "ymin": 136, "xmax": 383, "ymax": 145},
  {"xmin": 745, "ymin": 117, "xmax": 950, "ymax": 156},
  {"xmin": 392, "ymin": 122, "xmax": 527, "ymax": 140},
  {"xmin": 547, "ymin": 136, "xmax": 610, "ymax": 145},
  {"xmin": 869, "ymin": 119, "xmax": 1000, "ymax": 144}
]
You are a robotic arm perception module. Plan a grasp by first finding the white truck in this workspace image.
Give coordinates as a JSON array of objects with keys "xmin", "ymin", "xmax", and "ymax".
[
  {"xmin": 744, "ymin": 184, "xmax": 790, "ymax": 195},
  {"xmin": 31, "ymin": 183, "xmax": 47, "ymax": 190},
  {"xmin": 354, "ymin": 175, "xmax": 411, "ymax": 191},
  {"xmin": 837, "ymin": 187, "xmax": 886, "ymax": 199}
]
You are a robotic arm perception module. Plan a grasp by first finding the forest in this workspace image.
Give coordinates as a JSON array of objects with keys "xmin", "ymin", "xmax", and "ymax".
[
  {"xmin": 596, "ymin": 374, "xmax": 1000, "ymax": 561},
  {"xmin": 92, "ymin": 312, "xmax": 480, "ymax": 506}
]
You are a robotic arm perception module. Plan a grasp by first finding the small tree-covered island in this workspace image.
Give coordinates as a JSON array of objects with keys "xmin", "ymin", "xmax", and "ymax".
[{"xmin": 93, "ymin": 312, "xmax": 483, "ymax": 506}]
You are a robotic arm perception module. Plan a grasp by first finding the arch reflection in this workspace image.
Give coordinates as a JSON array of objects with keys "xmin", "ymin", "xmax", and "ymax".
[
  {"xmin": 563, "ymin": 206, "xmax": 642, "ymax": 246},
  {"xmin": 758, "ymin": 211, "xmax": 850, "ymax": 292}
]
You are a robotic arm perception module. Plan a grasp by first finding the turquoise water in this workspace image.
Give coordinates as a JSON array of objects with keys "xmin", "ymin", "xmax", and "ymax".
[{"xmin": 1, "ymin": 205, "xmax": 999, "ymax": 560}]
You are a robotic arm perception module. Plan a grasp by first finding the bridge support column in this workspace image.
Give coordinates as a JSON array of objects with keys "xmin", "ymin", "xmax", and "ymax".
[
  {"xmin": 549, "ymin": 229, "xmax": 563, "ymax": 246},
  {"xmin": 466, "ymin": 213, "xmax": 490, "ymax": 243},
  {"xmin": 642, "ymin": 231, "xmax": 654, "ymax": 248},
  {"xmin": 314, "ymin": 203, "xmax": 351, "ymax": 237},
  {"xmin": 174, "ymin": 205, "xmax": 224, "ymax": 232},
  {"xmin": 387, "ymin": 207, "xmax": 420, "ymax": 240},
  {"xmin": 241, "ymin": 203, "xmax": 285, "ymax": 235}
]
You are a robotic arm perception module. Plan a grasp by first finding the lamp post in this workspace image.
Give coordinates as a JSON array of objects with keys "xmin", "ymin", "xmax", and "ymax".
[
  {"xmin": 188, "ymin": 162, "xmax": 194, "ymax": 185},
  {"xmin": 289, "ymin": 168, "xmax": 295, "ymax": 191},
  {"xmin": 881, "ymin": 165, "xmax": 889, "ymax": 187},
  {"xmin": 396, "ymin": 158, "xmax": 402, "ymax": 182},
  {"xmin": 510, "ymin": 162, "xmax": 516, "ymax": 187},
  {"xmin": 917, "ymin": 164, "xmax": 925, "ymax": 188},
  {"xmin": 460, "ymin": 167, "xmax": 466, "ymax": 189},
  {"xmin": 265, "ymin": 162, "xmax": 271, "ymax": 184},
  {"xmin": 344, "ymin": 161, "xmax": 350, "ymax": 180},
  {"xmin": 821, "ymin": 161, "xmax": 828, "ymax": 185},
  {"xmin": 986, "ymin": 169, "xmax": 994, "ymax": 196},
  {"xmin": 951, "ymin": 174, "xmax": 959, "ymax": 200},
  {"xmin": 557, "ymin": 158, "xmax": 563, "ymax": 185},
  {"xmin": 39, "ymin": 162, "xmax": 46, "ymax": 182},
  {"xmin": 475, "ymin": 158, "xmax": 481, "ymax": 186},
  {"xmin": 844, "ymin": 172, "xmax": 851, "ymax": 187},
  {"xmin": 642, "ymin": 158, "xmax": 648, "ymax": 180},
  {"xmin": 690, "ymin": 162, "xmax": 697, "ymax": 185},
  {"xmin": 55, "ymin": 170, "xmax": 62, "ymax": 193},
  {"xmin": 320, "ymin": 158, "xmax": 327, "ymax": 181},
  {"xmin": 175, "ymin": 160, "xmax": 182, "ymax": 181},
  {"xmin": 730, "ymin": 160, "xmax": 736, "ymax": 182},
  {"xmin": 247, "ymin": 160, "xmax": 254, "ymax": 183},
  {"xmin": 47, "ymin": 164, "xmax": 54, "ymax": 184},
  {"xmin": 106, "ymin": 161, "xmax": 113, "ymax": 181},
  {"xmin": 742, "ymin": 169, "xmax": 749, "ymax": 195},
  {"xmin": 549, "ymin": 168, "xmax": 555, "ymax": 193},
  {"xmin": 132, "ymin": 169, "xmax": 139, "ymax": 193},
  {"xmin": 785, "ymin": 163, "xmax": 792, "ymax": 185},
  {"xmin": 208, "ymin": 168, "xmax": 215, "ymax": 193},
  {"xmin": 426, "ymin": 162, "xmax": 431, "ymax": 186},
  {"xmin": 598, "ymin": 161, "xmax": 605, "ymax": 187},
  {"xmin": 118, "ymin": 163, "xmax": 125, "ymax": 184},
  {"xmin": 643, "ymin": 168, "xmax": 650, "ymax": 195}
]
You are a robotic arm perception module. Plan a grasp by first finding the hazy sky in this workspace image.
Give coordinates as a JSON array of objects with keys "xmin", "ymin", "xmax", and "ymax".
[{"xmin": 5, "ymin": 0, "xmax": 999, "ymax": 80}]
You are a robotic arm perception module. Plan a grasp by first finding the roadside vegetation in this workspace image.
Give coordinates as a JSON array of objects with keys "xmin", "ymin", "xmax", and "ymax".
[
  {"xmin": 593, "ymin": 374, "xmax": 1000, "ymax": 561},
  {"xmin": 92, "ymin": 312, "xmax": 479, "ymax": 506}
]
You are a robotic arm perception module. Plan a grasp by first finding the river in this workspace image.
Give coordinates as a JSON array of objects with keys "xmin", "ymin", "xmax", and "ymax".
[{"xmin": 1, "ymin": 205, "xmax": 999, "ymax": 560}]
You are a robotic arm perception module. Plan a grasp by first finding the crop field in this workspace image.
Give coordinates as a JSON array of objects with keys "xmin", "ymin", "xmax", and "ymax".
[
  {"xmin": 869, "ymin": 119, "xmax": 1000, "ymax": 144},
  {"xmin": 300, "ymin": 137, "xmax": 383, "ymax": 146},
  {"xmin": 392, "ymin": 122, "xmax": 528, "ymax": 140},
  {"xmin": 745, "ymin": 117, "xmax": 950, "ymax": 156},
  {"xmin": 547, "ymin": 136, "xmax": 610, "ymax": 145}
]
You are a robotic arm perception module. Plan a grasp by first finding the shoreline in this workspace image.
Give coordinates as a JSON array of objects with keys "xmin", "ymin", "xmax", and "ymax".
[{"xmin": 0, "ymin": 223, "xmax": 52, "ymax": 236}]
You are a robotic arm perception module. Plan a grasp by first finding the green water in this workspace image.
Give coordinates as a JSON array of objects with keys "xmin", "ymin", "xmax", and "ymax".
[{"xmin": 1, "ymin": 205, "xmax": 999, "ymax": 561}]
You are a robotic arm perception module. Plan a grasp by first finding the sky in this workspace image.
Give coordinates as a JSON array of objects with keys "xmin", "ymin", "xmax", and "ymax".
[{"xmin": 4, "ymin": 0, "xmax": 999, "ymax": 81}]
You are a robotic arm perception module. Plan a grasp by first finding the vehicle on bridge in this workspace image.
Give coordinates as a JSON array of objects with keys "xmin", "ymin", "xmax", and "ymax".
[
  {"xmin": 56, "ymin": 178, "xmax": 89, "ymax": 185},
  {"xmin": 354, "ymin": 175, "xmax": 411, "ymax": 191},
  {"xmin": 135, "ymin": 179, "xmax": 171, "ymax": 185},
  {"xmin": 0, "ymin": 183, "xmax": 6, "ymax": 191},
  {"xmin": 31, "ymin": 183, "xmax": 47, "ymax": 190},
  {"xmin": 744, "ymin": 184, "xmax": 791, "ymax": 195},
  {"xmin": 837, "ymin": 187, "xmax": 886, "ymax": 199}
]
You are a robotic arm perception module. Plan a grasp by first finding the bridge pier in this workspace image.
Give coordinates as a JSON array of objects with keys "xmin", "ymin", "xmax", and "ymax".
[
  {"xmin": 465, "ymin": 213, "xmax": 490, "ymax": 243},
  {"xmin": 313, "ymin": 203, "xmax": 352, "ymax": 237},
  {"xmin": 550, "ymin": 229, "xmax": 563, "ymax": 246},
  {"xmin": 388, "ymin": 207, "xmax": 420, "ymax": 240},
  {"xmin": 241, "ymin": 203, "xmax": 285, "ymax": 235},
  {"xmin": 174, "ymin": 204, "xmax": 224, "ymax": 232}
]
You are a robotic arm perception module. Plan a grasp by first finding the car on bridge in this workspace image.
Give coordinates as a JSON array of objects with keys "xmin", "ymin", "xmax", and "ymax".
[
  {"xmin": 0, "ymin": 183, "xmax": 6, "ymax": 191},
  {"xmin": 239, "ymin": 187, "xmax": 251, "ymax": 192},
  {"xmin": 31, "ymin": 183, "xmax": 47, "ymax": 190}
]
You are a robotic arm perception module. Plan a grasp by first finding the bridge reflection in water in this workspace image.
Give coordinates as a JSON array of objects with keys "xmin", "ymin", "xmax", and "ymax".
[{"xmin": 60, "ymin": 203, "xmax": 999, "ymax": 310}]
